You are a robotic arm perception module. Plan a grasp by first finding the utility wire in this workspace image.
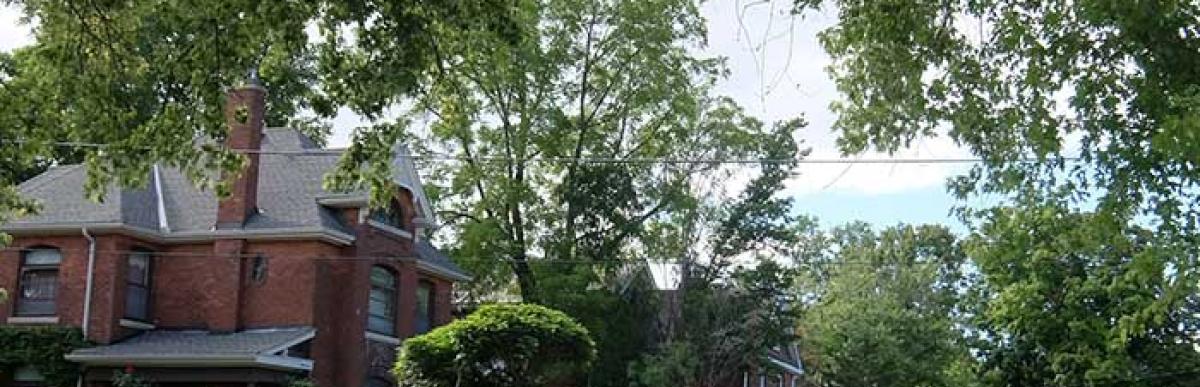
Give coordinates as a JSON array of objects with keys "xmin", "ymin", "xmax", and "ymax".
[
  {"xmin": 0, "ymin": 246, "xmax": 944, "ymax": 267},
  {"xmin": 0, "ymin": 139, "xmax": 1084, "ymax": 165}
]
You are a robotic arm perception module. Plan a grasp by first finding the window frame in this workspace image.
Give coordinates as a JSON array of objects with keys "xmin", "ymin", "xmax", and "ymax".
[
  {"xmin": 123, "ymin": 250, "xmax": 154, "ymax": 321},
  {"xmin": 367, "ymin": 266, "xmax": 398, "ymax": 336},
  {"xmin": 368, "ymin": 198, "xmax": 407, "ymax": 231},
  {"xmin": 415, "ymin": 280, "xmax": 435, "ymax": 334},
  {"xmin": 15, "ymin": 248, "xmax": 62, "ymax": 317}
]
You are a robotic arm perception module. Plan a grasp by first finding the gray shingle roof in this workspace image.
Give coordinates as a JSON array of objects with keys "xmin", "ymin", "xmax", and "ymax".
[
  {"xmin": 69, "ymin": 327, "xmax": 314, "ymax": 358},
  {"xmin": 415, "ymin": 239, "xmax": 469, "ymax": 280},
  {"xmin": 5, "ymin": 128, "xmax": 469, "ymax": 280}
]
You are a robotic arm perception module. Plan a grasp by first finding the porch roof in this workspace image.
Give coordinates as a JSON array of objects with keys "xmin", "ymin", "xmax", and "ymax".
[{"xmin": 66, "ymin": 327, "xmax": 315, "ymax": 372}]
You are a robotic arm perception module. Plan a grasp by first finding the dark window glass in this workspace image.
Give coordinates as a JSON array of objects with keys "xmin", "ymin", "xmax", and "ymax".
[
  {"xmin": 368, "ymin": 267, "xmax": 397, "ymax": 335},
  {"xmin": 369, "ymin": 199, "xmax": 406, "ymax": 230},
  {"xmin": 415, "ymin": 281, "xmax": 434, "ymax": 334},
  {"xmin": 12, "ymin": 365, "xmax": 44, "ymax": 387},
  {"xmin": 365, "ymin": 377, "xmax": 393, "ymax": 387},
  {"xmin": 16, "ymin": 249, "xmax": 61, "ymax": 316},
  {"xmin": 124, "ymin": 251, "xmax": 152, "ymax": 320}
]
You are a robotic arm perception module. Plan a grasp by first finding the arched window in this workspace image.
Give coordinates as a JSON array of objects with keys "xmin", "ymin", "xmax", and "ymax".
[
  {"xmin": 415, "ymin": 280, "xmax": 435, "ymax": 334},
  {"xmin": 368, "ymin": 198, "xmax": 406, "ymax": 230},
  {"xmin": 16, "ymin": 248, "xmax": 62, "ymax": 316},
  {"xmin": 368, "ymin": 266, "xmax": 397, "ymax": 335}
]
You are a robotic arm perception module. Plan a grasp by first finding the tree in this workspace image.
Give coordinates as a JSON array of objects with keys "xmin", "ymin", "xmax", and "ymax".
[
  {"xmin": 630, "ymin": 146, "xmax": 804, "ymax": 387},
  {"xmin": 394, "ymin": 303, "xmax": 596, "ymax": 387},
  {"xmin": 362, "ymin": 1, "xmax": 805, "ymax": 384},
  {"xmin": 791, "ymin": 0, "xmax": 1200, "ymax": 235},
  {"xmin": 789, "ymin": 3, "xmax": 1200, "ymax": 384},
  {"xmin": 631, "ymin": 261, "xmax": 800, "ymax": 387},
  {"xmin": 377, "ymin": 0, "xmax": 806, "ymax": 303},
  {"xmin": 0, "ymin": 0, "xmax": 521, "ymax": 232},
  {"xmin": 796, "ymin": 223, "xmax": 978, "ymax": 387},
  {"xmin": 966, "ymin": 200, "xmax": 1200, "ymax": 387}
]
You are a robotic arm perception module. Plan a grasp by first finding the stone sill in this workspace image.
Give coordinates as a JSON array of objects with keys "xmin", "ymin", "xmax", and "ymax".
[
  {"xmin": 120, "ymin": 318, "xmax": 156, "ymax": 330},
  {"xmin": 7, "ymin": 316, "xmax": 59, "ymax": 324},
  {"xmin": 365, "ymin": 331, "xmax": 401, "ymax": 345}
]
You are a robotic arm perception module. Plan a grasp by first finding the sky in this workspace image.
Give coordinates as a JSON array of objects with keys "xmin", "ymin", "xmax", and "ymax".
[{"xmin": 0, "ymin": 2, "xmax": 976, "ymax": 232}]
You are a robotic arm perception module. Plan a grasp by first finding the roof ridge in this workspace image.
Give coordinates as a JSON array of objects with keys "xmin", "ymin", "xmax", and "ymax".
[{"xmin": 18, "ymin": 164, "xmax": 81, "ymax": 192}]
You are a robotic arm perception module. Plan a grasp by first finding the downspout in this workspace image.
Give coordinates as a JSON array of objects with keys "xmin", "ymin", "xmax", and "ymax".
[
  {"xmin": 81, "ymin": 227, "xmax": 96, "ymax": 337},
  {"xmin": 78, "ymin": 227, "xmax": 96, "ymax": 387}
]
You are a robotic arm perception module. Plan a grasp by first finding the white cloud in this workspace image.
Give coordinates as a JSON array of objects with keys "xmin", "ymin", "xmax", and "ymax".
[
  {"xmin": 701, "ymin": 1, "xmax": 973, "ymax": 197},
  {"xmin": 0, "ymin": 2, "xmax": 976, "ymax": 197},
  {"xmin": 0, "ymin": 6, "xmax": 33, "ymax": 52},
  {"xmin": 784, "ymin": 136, "xmax": 972, "ymax": 196}
]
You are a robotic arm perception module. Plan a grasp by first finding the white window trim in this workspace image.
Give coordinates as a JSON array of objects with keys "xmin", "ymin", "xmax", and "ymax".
[
  {"xmin": 120, "ymin": 318, "xmax": 156, "ymax": 330},
  {"xmin": 367, "ymin": 219, "xmax": 414, "ymax": 239},
  {"xmin": 7, "ymin": 316, "xmax": 59, "ymax": 324},
  {"xmin": 365, "ymin": 331, "xmax": 402, "ymax": 345}
]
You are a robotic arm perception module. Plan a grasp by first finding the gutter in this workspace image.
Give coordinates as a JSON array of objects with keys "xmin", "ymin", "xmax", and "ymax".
[
  {"xmin": 64, "ymin": 354, "xmax": 313, "ymax": 372},
  {"xmin": 1, "ymin": 223, "xmax": 356, "ymax": 246}
]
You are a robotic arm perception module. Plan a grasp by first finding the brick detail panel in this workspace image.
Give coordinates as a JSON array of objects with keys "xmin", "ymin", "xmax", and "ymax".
[{"xmin": 206, "ymin": 239, "xmax": 245, "ymax": 332}]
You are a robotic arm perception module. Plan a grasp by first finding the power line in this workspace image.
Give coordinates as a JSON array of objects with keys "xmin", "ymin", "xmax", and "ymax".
[
  {"xmin": 0, "ymin": 139, "xmax": 1084, "ymax": 165},
  {"xmin": 0, "ymin": 246, "xmax": 946, "ymax": 267}
]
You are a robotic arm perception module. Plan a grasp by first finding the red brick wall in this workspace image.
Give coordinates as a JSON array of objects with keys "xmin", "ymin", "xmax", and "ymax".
[
  {"xmin": 153, "ymin": 243, "xmax": 214, "ymax": 328},
  {"xmin": 1, "ymin": 186, "xmax": 463, "ymax": 387},
  {"xmin": 0, "ymin": 235, "xmax": 91, "ymax": 327}
]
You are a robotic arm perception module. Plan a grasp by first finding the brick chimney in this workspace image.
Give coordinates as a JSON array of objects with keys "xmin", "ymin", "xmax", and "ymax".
[
  {"xmin": 216, "ymin": 78, "xmax": 267, "ymax": 229},
  {"xmin": 207, "ymin": 77, "xmax": 266, "ymax": 333}
]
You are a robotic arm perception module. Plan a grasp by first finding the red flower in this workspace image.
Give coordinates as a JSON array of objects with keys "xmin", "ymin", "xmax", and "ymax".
[{"xmin": 124, "ymin": 364, "xmax": 135, "ymax": 374}]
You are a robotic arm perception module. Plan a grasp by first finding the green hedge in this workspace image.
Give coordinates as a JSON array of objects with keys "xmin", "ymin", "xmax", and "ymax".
[
  {"xmin": 395, "ymin": 303, "xmax": 596, "ymax": 387},
  {"xmin": 0, "ymin": 326, "xmax": 88, "ymax": 387}
]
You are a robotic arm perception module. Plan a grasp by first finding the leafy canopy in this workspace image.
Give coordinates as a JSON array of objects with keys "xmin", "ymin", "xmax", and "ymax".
[
  {"xmin": 966, "ymin": 201, "xmax": 1200, "ymax": 387},
  {"xmin": 793, "ymin": 0, "xmax": 1200, "ymax": 235},
  {"xmin": 393, "ymin": 0, "xmax": 805, "ymax": 303},
  {"xmin": 796, "ymin": 223, "xmax": 977, "ymax": 387},
  {"xmin": 0, "ymin": 0, "xmax": 520, "ymax": 231},
  {"xmin": 394, "ymin": 303, "xmax": 596, "ymax": 387}
]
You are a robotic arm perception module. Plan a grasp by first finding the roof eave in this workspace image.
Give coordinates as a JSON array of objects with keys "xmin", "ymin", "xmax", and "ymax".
[
  {"xmin": 0, "ymin": 223, "xmax": 356, "ymax": 246},
  {"xmin": 64, "ymin": 354, "xmax": 313, "ymax": 372},
  {"xmin": 767, "ymin": 357, "xmax": 805, "ymax": 376},
  {"xmin": 404, "ymin": 257, "xmax": 473, "ymax": 282},
  {"xmin": 316, "ymin": 195, "xmax": 368, "ymax": 208}
]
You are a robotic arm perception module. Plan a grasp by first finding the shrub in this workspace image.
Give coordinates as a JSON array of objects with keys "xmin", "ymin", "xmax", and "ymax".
[
  {"xmin": 394, "ymin": 303, "xmax": 596, "ymax": 387},
  {"xmin": 0, "ymin": 326, "xmax": 88, "ymax": 387}
]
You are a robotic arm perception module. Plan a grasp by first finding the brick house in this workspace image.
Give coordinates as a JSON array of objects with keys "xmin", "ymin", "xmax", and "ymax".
[{"xmin": 0, "ymin": 81, "xmax": 469, "ymax": 387}]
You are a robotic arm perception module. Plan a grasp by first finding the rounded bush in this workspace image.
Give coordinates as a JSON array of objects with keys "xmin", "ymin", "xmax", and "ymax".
[{"xmin": 394, "ymin": 303, "xmax": 596, "ymax": 387}]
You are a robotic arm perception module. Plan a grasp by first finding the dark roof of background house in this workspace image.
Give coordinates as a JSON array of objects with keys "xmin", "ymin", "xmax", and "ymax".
[{"xmin": 5, "ymin": 128, "xmax": 467, "ymax": 279}]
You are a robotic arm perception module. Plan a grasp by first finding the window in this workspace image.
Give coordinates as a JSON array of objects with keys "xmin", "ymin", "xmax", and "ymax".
[
  {"xmin": 365, "ymin": 376, "xmax": 393, "ymax": 387},
  {"xmin": 368, "ymin": 267, "xmax": 397, "ymax": 335},
  {"xmin": 415, "ymin": 280, "xmax": 434, "ymax": 334},
  {"xmin": 16, "ymin": 248, "xmax": 61, "ymax": 316},
  {"xmin": 12, "ymin": 365, "xmax": 44, "ymax": 387},
  {"xmin": 124, "ymin": 251, "xmax": 153, "ymax": 321},
  {"xmin": 369, "ymin": 199, "xmax": 406, "ymax": 230}
]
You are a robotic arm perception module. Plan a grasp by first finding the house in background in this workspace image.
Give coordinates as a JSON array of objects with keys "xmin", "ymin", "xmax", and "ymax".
[
  {"xmin": 0, "ymin": 80, "xmax": 469, "ymax": 387},
  {"xmin": 650, "ymin": 265, "xmax": 805, "ymax": 387},
  {"xmin": 740, "ymin": 345, "xmax": 805, "ymax": 387}
]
